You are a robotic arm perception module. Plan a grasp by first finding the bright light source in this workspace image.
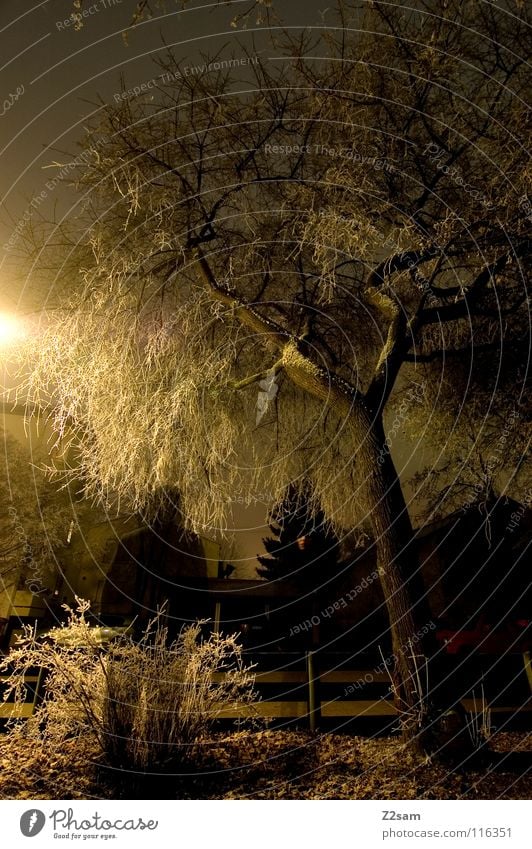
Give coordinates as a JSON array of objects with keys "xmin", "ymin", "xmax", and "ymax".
[{"xmin": 0, "ymin": 313, "xmax": 26, "ymax": 347}]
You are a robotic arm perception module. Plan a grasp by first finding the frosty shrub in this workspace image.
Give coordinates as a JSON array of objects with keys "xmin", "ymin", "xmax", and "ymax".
[{"xmin": 0, "ymin": 599, "xmax": 257, "ymax": 772}]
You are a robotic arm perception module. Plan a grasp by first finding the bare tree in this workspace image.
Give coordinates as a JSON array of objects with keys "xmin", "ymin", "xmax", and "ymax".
[{"xmin": 18, "ymin": 0, "xmax": 531, "ymax": 748}]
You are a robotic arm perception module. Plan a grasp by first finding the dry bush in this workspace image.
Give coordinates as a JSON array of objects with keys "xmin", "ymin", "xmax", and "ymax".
[{"xmin": 0, "ymin": 598, "xmax": 257, "ymax": 772}]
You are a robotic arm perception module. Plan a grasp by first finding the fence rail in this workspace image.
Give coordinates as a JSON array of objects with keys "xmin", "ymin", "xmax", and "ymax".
[{"xmin": 1, "ymin": 651, "xmax": 531, "ymax": 727}]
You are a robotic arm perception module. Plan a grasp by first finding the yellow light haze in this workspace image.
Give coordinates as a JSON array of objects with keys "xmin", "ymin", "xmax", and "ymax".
[{"xmin": 0, "ymin": 312, "xmax": 25, "ymax": 347}]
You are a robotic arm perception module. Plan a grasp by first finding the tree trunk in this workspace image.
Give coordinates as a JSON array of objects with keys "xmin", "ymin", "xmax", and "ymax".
[
  {"xmin": 363, "ymin": 415, "xmax": 435, "ymax": 748},
  {"xmin": 281, "ymin": 343, "xmax": 435, "ymax": 748}
]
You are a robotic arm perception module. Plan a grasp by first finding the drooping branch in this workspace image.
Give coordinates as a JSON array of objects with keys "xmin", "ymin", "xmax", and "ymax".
[{"xmin": 0, "ymin": 402, "xmax": 31, "ymax": 417}]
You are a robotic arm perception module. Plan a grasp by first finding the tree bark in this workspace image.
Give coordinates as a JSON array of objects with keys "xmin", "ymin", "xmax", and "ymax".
[
  {"xmin": 280, "ymin": 342, "xmax": 434, "ymax": 746},
  {"xmin": 364, "ymin": 416, "xmax": 435, "ymax": 747}
]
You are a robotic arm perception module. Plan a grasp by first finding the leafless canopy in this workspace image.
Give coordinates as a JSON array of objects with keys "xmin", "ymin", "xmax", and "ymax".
[{"xmin": 20, "ymin": 0, "xmax": 531, "ymax": 534}]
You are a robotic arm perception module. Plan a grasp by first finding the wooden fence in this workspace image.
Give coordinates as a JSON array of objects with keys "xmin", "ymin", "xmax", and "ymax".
[{"xmin": 1, "ymin": 651, "xmax": 531, "ymax": 729}]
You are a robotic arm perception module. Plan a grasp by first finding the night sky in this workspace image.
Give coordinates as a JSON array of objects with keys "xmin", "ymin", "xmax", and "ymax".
[{"xmin": 0, "ymin": 0, "xmax": 325, "ymax": 273}]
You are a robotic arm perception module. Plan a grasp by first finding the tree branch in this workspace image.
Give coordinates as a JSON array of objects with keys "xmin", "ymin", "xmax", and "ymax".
[
  {"xmin": 366, "ymin": 306, "xmax": 408, "ymax": 416},
  {"xmin": 365, "ymin": 247, "xmax": 440, "ymax": 290},
  {"xmin": 193, "ymin": 247, "xmax": 291, "ymax": 353},
  {"xmin": 363, "ymin": 247, "xmax": 441, "ymax": 413},
  {"xmin": 420, "ymin": 242, "xmax": 530, "ymax": 326},
  {"xmin": 231, "ymin": 360, "xmax": 284, "ymax": 390},
  {"xmin": 193, "ymin": 248, "xmax": 364, "ymax": 411},
  {"xmin": 404, "ymin": 341, "xmax": 501, "ymax": 363}
]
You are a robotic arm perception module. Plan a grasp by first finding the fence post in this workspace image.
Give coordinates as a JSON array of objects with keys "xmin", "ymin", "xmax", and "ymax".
[
  {"xmin": 214, "ymin": 602, "xmax": 221, "ymax": 635},
  {"xmin": 523, "ymin": 651, "xmax": 532, "ymax": 695},
  {"xmin": 306, "ymin": 650, "xmax": 321, "ymax": 731}
]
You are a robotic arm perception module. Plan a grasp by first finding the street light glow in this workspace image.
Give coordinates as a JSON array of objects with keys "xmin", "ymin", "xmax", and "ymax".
[{"xmin": 0, "ymin": 312, "xmax": 25, "ymax": 346}]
